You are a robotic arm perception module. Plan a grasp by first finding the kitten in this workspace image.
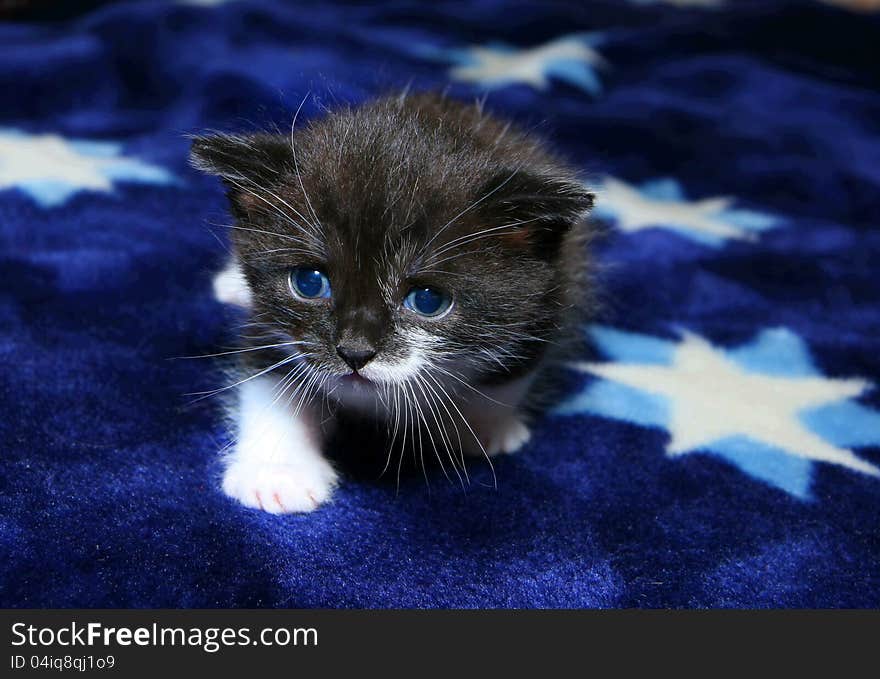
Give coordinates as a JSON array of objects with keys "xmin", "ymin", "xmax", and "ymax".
[{"xmin": 191, "ymin": 93, "xmax": 594, "ymax": 513}]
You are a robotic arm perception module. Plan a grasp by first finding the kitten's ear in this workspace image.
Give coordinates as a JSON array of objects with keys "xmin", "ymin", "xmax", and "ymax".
[
  {"xmin": 190, "ymin": 133, "xmax": 293, "ymax": 214},
  {"xmin": 190, "ymin": 133, "xmax": 293, "ymax": 181},
  {"xmin": 478, "ymin": 170, "xmax": 593, "ymax": 257},
  {"xmin": 479, "ymin": 169, "xmax": 594, "ymax": 226}
]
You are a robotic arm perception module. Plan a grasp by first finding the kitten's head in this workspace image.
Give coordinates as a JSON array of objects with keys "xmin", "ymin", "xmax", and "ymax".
[{"xmin": 191, "ymin": 94, "xmax": 592, "ymax": 393}]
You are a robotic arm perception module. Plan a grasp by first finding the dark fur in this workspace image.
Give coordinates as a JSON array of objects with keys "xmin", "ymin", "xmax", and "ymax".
[{"xmin": 191, "ymin": 93, "xmax": 594, "ymax": 398}]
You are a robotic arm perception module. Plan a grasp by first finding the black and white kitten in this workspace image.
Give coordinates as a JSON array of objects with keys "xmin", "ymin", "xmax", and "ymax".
[{"xmin": 191, "ymin": 93, "xmax": 594, "ymax": 513}]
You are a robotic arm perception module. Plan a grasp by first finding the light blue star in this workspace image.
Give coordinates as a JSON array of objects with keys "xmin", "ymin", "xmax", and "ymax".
[
  {"xmin": 421, "ymin": 33, "xmax": 607, "ymax": 95},
  {"xmin": 555, "ymin": 325, "xmax": 880, "ymax": 500},
  {"xmin": 595, "ymin": 176, "xmax": 780, "ymax": 247},
  {"xmin": 0, "ymin": 129, "xmax": 174, "ymax": 208}
]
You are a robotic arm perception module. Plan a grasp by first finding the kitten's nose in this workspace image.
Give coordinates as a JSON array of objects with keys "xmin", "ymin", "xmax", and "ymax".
[{"xmin": 336, "ymin": 345, "xmax": 376, "ymax": 372}]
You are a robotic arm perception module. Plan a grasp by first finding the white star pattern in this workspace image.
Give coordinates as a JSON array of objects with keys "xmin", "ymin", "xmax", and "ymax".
[
  {"xmin": 432, "ymin": 34, "xmax": 607, "ymax": 94},
  {"xmin": 594, "ymin": 176, "xmax": 778, "ymax": 245},
  {"xmin": 574, "ymin": 332, "xmax": 880, "ymax": 478},
  {"xmin": 0, "ymin": 130, "xmax": 172, "ymax": 207}
]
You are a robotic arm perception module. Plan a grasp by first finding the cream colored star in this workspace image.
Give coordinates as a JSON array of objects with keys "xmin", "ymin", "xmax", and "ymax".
[
  {"xmin": 574, "ymin": 332, "xmax": 879, "ymax": 477},
  {"xmin": 0, "ymin": 130, "xmax": 171, "ymax": 206},
  {"xmin": 597, "ymin": 176, "xmax": 757, "ymax": 242},
  {"xmin": 0, "ymin": 133, "xmax": 113, "ymax": 193},
  {"xmin": 449, "ymin": 35, "xmax": 605, "ymax": 92}
]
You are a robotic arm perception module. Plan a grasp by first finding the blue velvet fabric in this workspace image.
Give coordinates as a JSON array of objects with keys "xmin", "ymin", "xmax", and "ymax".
[{"xmin": 1, "ymin": 0, "xmax": 879, "ymax": 608}]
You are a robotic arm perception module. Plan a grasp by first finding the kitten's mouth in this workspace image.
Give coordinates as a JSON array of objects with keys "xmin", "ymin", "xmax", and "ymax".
[{"xmin": 341, "ymin": 371, "xmax": 372, "ymax": 386}]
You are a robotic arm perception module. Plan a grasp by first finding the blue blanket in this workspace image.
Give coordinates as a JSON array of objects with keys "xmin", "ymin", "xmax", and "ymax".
[{"xmin": 2, "ymin": 0, "xmax": 879, "ymax": 608}]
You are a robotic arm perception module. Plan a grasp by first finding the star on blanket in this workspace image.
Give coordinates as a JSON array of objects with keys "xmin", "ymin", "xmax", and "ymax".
[
  {"xmin": 430, "ymin": 33, "xmax": 606, "ymax": 94},
  {"xmin": 594, "ymin": 176, "xmax": 778, "ymax": 246},
  {"xmin": 555, "ymin": 325, "xmax": 880, "ymax": 499},
  {"xmin": 0, "ymin": 130, "xmax": 173, "ymax": 207}
]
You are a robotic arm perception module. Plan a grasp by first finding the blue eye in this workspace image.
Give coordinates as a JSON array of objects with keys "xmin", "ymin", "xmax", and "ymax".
[
  {"xmin": 290, "ymin": 267, "xmax": 331, "ymax": 299},
  {"xmin": 404, "ymin": 286, "xmax": 452, "ymax": 317}
]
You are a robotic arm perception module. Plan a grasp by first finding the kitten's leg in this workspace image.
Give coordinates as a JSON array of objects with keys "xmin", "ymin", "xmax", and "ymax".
[
  {"xmin": 221, "ymin": 373, "xmax": 337, "ymax": 513},
  {"xmin": 458, "ymin": 373, "xmax": 535, "ymax": 457},
  {"xmin": 213, "ymin": 258, "xmax": 252, "ymax": 308}
]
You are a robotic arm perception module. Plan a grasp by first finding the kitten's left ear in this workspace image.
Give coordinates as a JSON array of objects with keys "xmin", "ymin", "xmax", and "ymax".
[
  {"xmin": 190, "ymin": 133, "xmax": 295, "ymax": 217},
  {"xmin": 477, "ymin": 169, "xmax": 594, "ymax": 248},
  {"xmin": 189, "ymin": 133, "xmax": 293, "ymax": 185}
]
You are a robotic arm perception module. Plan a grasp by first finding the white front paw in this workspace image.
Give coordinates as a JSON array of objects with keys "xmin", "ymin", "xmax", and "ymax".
[
  {"xmin": 484, "ymin": 416, "xmax": 531, "ymax": 456},
  {"xmin": 222, "ymin": 457, "xmax": 338, "ymax": 514},
  {"xmin": 213, "ymin": 261, "xmax": 252, "ymax": 307},
  {"xmin": 464, "ymin": 415, "xmax": 531, "ymax": 458}
]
